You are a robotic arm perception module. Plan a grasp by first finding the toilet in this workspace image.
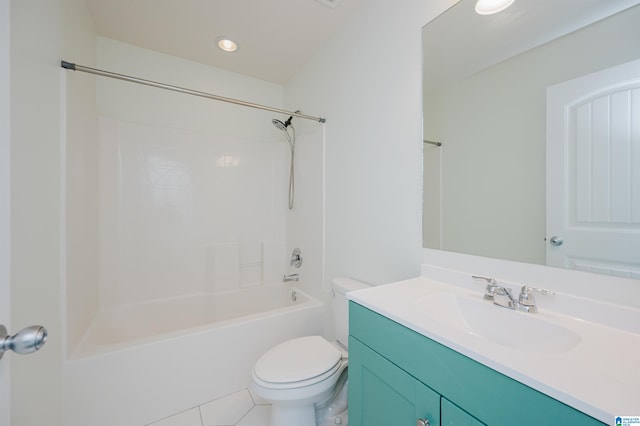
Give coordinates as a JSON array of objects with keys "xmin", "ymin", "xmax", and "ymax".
[{"xmin": 250, "ymin": 277, "xmax": 369, "ymax": 426}]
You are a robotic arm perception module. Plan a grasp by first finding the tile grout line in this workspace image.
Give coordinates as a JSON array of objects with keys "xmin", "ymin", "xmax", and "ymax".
[
  {"xmin": 232, "ymin": 406, "xmax": 253, "ymax": 426},
  {"xmin": 233, "ymin": 389, "xmax": 256, "ymax": 426},
  {"xmin": 147, "ymin": 388, "xmax": 269, "ymax": 426}
]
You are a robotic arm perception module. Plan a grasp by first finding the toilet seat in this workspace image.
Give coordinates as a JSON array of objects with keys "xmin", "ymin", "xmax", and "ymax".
[{"xmin": 252, "ymin": 336, "xmax": 343, "ymax": 390}]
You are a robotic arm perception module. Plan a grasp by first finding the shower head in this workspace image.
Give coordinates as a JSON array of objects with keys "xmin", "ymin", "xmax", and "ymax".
[
  {"xmin": 272, "ymin": 119, "xmax": 287, "ymax": 131},
  {"xmin": 272, "ymin": 116, "xmax": 293, "ymax": 131}
]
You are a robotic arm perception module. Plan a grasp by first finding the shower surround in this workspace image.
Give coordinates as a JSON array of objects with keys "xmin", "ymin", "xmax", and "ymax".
[
  {"xmin": 95, "ymin": 115, "xmax": 289, "ymax": 308},
  {"xmin": 63, "ymin": 37, "xmax": 325, "ymax": 424}
]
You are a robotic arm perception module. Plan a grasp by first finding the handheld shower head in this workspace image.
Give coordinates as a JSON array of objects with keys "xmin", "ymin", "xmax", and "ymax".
[
  {"xmin": 272, "ymin": 116, "xmax": 293, "ymax": 131},
  {"xmin": 272, "ymin": 119, "xmax": 288, "ymax": 131},
  {"xmin": 271, "ymin": 115, "xmax": 297, "ymax": 210}
]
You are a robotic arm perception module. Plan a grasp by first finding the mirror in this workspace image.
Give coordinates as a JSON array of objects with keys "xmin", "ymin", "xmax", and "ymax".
[{"xmin": 422, "ymin": 0, "xmax": 640, "ymax": 278}]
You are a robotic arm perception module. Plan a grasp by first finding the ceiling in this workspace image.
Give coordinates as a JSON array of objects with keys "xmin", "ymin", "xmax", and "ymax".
[{"xmin": 84, "ymin": 0, "xmax": 368, "ymax": 85}]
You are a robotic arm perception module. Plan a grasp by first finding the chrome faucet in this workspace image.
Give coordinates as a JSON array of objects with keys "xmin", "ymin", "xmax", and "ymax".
[
  {"xmin": 473, "ymin": 275, "xmax": 554, "ymax": 313},
  {"xmin": 283, "ymin": 273, "xmax": 299, "ymax": 283},
  {"xmin": 492, "ymin": 285, "xmax": 519, "ymax": 309}
]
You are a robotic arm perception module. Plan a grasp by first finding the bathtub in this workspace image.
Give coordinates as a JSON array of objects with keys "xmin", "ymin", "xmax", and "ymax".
[{"xmin": 63, "ymin": 285, "xmax": 324, "ymax": 426}]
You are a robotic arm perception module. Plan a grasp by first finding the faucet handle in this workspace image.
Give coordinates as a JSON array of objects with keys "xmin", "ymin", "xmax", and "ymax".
[
  {"xmin": 472, "ymin": 275, "xmax": 496, "ymax": 284},
  {"xmin": 472, "ymin": 275, "xmax": 498, "ymax": 300},
  {"xmin": 518, "ymin": 285, "xmax": 554, "ymax": 307}
]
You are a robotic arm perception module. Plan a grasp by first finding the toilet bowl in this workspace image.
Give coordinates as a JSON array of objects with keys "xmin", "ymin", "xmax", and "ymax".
[
  {"xmin": 250, "ymin": 278, "xmax": 369, "ymax": 426},
  {"xmin": 251, "ymin": 336, "xmax": 346, "ymax": 425}
]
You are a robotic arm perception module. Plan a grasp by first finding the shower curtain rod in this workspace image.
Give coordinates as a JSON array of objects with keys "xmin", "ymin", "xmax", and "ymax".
[{"xmin": 60, "ymin": 60, "xmax": 326, "ymax": 124}]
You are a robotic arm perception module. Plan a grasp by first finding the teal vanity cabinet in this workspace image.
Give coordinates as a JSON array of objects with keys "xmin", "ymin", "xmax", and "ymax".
[
  {"xmin": 348, "ymin": 302, "xmax": 605, "ymax": 426},
  {"xmin": 349, "ymin": 337, "xmax": 441, "ymax": 425},
  {"xmin": 349, "ymin": 337, "xmax": 481, "ymax": 426}
]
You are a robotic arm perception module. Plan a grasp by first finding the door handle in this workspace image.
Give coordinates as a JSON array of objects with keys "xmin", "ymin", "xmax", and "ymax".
[
  {"xmin": 549, "ymin": 236, "xmax": 564, "ymax": 246},
  {"xmin": 0, "ymin": 324, "xmax": 48, "ymax": 359}
]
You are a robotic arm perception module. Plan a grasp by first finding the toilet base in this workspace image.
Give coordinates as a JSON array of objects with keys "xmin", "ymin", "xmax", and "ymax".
[{"xmin": 271, "ymin": 403, "xmax": 316, "ymax": 426}]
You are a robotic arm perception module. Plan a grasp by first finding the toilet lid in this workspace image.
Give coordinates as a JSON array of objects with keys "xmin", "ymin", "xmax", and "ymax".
[{"xmin": 253, "ymin": 336, "xmax": 342, "ymax": 384}]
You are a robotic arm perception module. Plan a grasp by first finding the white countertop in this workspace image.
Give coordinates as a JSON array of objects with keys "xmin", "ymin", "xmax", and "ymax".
[{"xmin": 348, "ymin": 276, "xmax": 640, "ymax": 423}]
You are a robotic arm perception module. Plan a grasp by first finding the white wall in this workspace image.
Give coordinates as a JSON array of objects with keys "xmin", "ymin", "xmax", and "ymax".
[
  {"xmin": 286, "ymin": 0, "xmax": 458, "ymax": 292},
  {"xmin": 96, "ymin": 38, "xmax": 286, "ymax": 140}
]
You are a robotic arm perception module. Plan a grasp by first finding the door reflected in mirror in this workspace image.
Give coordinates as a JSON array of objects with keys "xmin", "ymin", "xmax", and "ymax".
[{"xmin": 422, "ymin": 0, "xmax": 640, "ymax": 279}]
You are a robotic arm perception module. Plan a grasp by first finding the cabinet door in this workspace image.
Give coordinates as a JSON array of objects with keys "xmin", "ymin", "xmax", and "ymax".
[
  {"xmin": 441, "ymin": 398, "xmax": 485, "ymax": 426},
  {"xmin": 349, "ymin": 337, "xmax": 440, "ymax": 426}
]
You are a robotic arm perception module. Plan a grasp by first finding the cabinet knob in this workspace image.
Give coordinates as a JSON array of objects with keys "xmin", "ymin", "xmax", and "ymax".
[{"xmin": 416, "ymin": 419, "xmax": 430, "ymax": 426}]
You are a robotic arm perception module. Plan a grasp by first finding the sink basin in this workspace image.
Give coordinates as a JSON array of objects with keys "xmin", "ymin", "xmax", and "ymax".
[{"xmin": 416, "ymin": 293, "xmax": 581, "ymax": 354}]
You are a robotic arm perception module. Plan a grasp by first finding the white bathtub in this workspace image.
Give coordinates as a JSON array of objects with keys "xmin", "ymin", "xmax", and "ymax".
[{"xmin": 63, "ymin": 285, "xmax": 324, "ymax": 426}]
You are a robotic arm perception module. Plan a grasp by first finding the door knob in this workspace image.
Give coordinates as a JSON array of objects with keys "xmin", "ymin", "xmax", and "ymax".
[
  {"xmin": 0, "ymin": 324, "xmax": 48, "ymax": 359},
  {"xmin": 549, "ymin": 236, "xmax": 564, "ymax": 246},
  {"xmin": 417, "ymin": 419, "xmax": 430, "ymax": 426}
]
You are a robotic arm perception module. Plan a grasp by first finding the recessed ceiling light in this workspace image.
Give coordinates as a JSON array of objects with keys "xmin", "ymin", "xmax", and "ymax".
[
  {"xmin": 216, "ymin": 36, "xmax": 238, "ymax": 52},
  {"xmin": 475, "ymin": 0, "xmax": 515, "ymax": 15},
  {"xmin": 314, "ymin": 0, "xmax": 343, "ymax": 8}
]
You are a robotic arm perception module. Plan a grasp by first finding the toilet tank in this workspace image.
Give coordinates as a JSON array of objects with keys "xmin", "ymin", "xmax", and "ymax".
[{"xmin": 332, "ymin": 277, "xmax": 369, "ymax": 348}]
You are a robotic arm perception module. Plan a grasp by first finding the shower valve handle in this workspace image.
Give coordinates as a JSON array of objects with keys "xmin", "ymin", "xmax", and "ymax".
[{"xmin": 290, "ymin": 248, "xmax": 303, "ymax": 268}]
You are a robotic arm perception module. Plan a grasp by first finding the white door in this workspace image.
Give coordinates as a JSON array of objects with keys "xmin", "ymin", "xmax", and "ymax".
[
  {"xmin": 2, "ymin": 3, "xmax": 55, "ymax": 425},
  {"xmin": 547, "ymin": 59, "xmax": 640, "ymax": 278},
  {"xmin": 1, "ymin": 1, "xmax": 11, "ymax": 424}
]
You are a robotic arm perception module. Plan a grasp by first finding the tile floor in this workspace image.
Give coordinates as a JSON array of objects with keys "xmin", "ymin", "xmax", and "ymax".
[{"xmin": 146, "ymin": 389, "xmax": 271, "ymax": 426}]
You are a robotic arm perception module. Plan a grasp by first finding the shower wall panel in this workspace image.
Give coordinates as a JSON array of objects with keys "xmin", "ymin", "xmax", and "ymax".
[{"xmin": 97, "ymin": 116, "xmax": 289, "ymax": 307}]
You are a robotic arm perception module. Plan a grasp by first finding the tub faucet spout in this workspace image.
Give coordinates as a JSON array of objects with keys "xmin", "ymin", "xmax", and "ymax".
[{"xmin": 283, "ymin": 273, "xmax": 299, "ymax": 283}]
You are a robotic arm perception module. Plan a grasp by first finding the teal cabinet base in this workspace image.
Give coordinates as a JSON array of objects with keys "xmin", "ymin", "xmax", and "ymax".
[
  {"xmin": 349, "ymin": 302, "xmax": 605, "ymax": 426},
  {"xmin": 349, "ymin": 337, "xmax": 441, "ymax": 426}
]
